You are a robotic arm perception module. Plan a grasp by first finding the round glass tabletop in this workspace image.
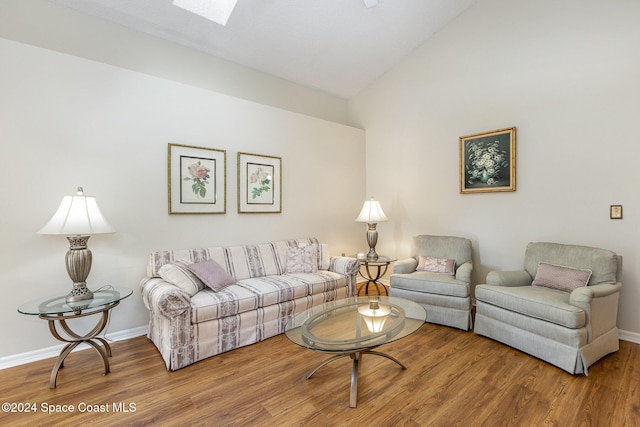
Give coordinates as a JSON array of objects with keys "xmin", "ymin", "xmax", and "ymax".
[{"xmin": 18, "ymin": 286, "xmax": 133, "ymax": 315}]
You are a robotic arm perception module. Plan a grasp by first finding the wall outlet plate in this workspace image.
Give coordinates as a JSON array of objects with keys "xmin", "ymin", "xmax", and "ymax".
[{"xmin": 610, "ymin": 205, "xmax": 623, "ymax": 219}]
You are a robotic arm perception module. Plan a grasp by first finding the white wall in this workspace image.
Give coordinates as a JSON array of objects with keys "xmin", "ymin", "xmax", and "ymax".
[
  {"xmin": 0, "ymin": 37, "xmax": 365, "ymax": 358},
  {"xmin": 349, "ymin": 0, "xmax": 640, "ymax": 336}
]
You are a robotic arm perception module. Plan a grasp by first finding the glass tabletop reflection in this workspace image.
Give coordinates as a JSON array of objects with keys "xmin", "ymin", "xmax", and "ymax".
[{"xmin": 285, "ymin": 296, "xmax": 426, "ymax": 353}]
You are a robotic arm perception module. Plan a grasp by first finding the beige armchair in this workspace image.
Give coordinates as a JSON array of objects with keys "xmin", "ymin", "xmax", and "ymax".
[
  {"xmin": 390, "ymin": 235, "xmax": 473, "ymax": 330},
  {"xmin": 474, "ymin": 242, "xmax": 622, "ymax": 375}
]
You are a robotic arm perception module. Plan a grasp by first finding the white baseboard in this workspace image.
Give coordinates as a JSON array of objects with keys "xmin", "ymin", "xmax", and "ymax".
[
  {"xmin": 0, "ymin": 325, "xmax": 148, "ymax": 370},
  {"xmin": 619, "ymin": 329, "xmax": 640, "ymax": 344}
]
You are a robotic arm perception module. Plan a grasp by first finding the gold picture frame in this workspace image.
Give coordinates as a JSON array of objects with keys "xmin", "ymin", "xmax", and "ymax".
[
  {"xmin": 168, "ymin": 143, "xmax": 226, "ymax": 214},
  {"xmin": 460, "ymin": 127, "xmax": 516, "ymax": 194},
  {"xmin": 237, "ymin": 152, "xmax": 282, "ymax": 213}
]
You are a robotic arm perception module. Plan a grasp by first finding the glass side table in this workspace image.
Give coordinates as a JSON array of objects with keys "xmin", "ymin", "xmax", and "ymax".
[
  {"xmin": 354, "ymin": 256, "xmax": 397, "ymax": 296},
  {"xmin": 18, "ymin": 286, "xmax": 132, "ymax": 388}
]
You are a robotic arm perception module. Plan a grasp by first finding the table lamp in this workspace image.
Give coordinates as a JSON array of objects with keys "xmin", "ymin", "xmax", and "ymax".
[
  {"xmin": 38, "ymin": 187, "xmax": 115, "ymax": 303},
  {"xmin": 355, "ymin": 197, "xmax": 388, "ymax": 260}
]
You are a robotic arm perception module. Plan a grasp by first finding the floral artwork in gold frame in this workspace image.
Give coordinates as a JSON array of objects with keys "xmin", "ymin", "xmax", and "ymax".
[
  {"xmin": 237, "ymin": 152, "xmax": 282, "ymax": 213},
  {"xmin": 168, "ymin": 143, "xmax": 226, "ymax": 214},
  {"xmin": 460, "ymin": 127, "xmax": 516, "ymax": 194}
]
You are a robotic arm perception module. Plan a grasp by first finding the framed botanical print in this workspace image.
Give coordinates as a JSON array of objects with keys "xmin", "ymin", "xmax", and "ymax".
[
  {"xmin": 460, "ymin": 127, "xmax": 516, "ymax": 194},
  {"xmin": 237, "ymin": 152, "xmax": 282, "ymax": 213},
  {"xmin": 168, "ymin": 143, "xmax": 226, "ymax": 214}
]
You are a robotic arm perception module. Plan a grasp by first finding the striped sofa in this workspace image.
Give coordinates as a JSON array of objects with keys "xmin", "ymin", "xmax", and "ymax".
[{"xmin": 140, "ymin": 238, "xmax": 359, "ymax": 370}]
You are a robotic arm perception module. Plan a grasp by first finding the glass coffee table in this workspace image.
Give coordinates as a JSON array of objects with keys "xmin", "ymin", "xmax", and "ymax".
[
  {"xmin": 285, "ymin": 296, "xmax": 426, "ymax": 407},
  {"xmin": 18, "ymin": 286, "xmax": 132, "ymax": 388}
]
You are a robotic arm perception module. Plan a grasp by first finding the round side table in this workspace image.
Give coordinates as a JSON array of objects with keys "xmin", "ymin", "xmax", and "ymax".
[
  {"xmin": 356, "ymin": 256, "xmax": 396, "ymax": 296},
  {"xmin": 18, "ymin": 286, "xmax": 132, "ymax": 388}
]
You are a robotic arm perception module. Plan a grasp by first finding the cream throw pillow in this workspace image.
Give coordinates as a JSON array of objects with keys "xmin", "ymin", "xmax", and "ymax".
[
  {"xmin": 158, "ymin": 259, "xmax": 205, "ymax": 296},
  {"xmin": 286, "ymin": 243, "xmax": 319, "ymax": 273}
]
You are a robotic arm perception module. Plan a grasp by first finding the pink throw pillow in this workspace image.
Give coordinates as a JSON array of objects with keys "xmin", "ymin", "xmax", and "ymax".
[
  {"xmin": 532, "ymin": 262, "xmax": 592, "ymax": 293},
  {"xmin": 187, "ymin": 259, "xmax": 236, "ymax": 291},
  {"xmin": 417, "ymin": 256, "xmax": 456, "ymax": 275}
]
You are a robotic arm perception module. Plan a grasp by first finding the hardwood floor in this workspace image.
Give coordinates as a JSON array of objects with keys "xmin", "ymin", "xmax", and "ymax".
[{"xmin": 1, "ymin": 322, "xmax": 638, "ymax": 427}]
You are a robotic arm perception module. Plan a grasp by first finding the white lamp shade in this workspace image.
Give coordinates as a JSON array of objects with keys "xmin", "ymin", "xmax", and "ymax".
[
  {"xmin": 355, "ymin": 197, "xmax": 388, "ymax": 223},
  {"xmin": 38, "ymin": 189, "xmax": 115, "ymax": 235}
]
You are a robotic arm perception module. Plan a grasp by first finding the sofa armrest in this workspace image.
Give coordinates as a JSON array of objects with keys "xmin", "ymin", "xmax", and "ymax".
[
  {"xmin": 393, "ymin": 258, "xmax": 418, "ymax": 274},
  {"xmin": 140, "ymin": 277, "xmax": 192, "ymax": 319},
  {"xmin": 455, "ymin": 262, "xmax": 473, "ymax": 283},
  {"xmin": 328, "ymin": 256, "xmax": 360, "ymax": 297},
  {"xmin": 486, "ymin": 270, "xmax": 533, "ymax": 287},
  {"xmin": 570, "ymin": 282, "xmax": 622, "ymax": 342},
  {"xmin": 328, "ymin": 256, "xmax": 360, "ymax": 276}
]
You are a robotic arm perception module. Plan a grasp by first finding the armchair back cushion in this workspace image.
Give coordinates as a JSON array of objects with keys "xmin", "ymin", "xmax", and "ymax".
[
  {"xmin": 412, "ymin": 235, "xmax": 472, "ymax": 268},
  {"xmin": 523, "ymin": 242, "xmax": 619, "ymax": 285}
]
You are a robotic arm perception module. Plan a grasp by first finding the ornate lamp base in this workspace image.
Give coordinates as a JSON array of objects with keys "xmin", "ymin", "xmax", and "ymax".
[
  {"xmin": 65, "ymin": 235, "xmax": 94, "ymax": 303},
  {"xmin": 66, "ymin": 284, "xmax": 94, "ymax": 303},
  {"xmin": 365, "ymin": 222, "xmax": 380, "ymax": 260}
]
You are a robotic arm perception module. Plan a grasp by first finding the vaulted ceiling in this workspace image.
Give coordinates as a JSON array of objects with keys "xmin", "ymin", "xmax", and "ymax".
[{"xmin": 48, "ymin": 0, "xmax": 476, "ymax": 99}]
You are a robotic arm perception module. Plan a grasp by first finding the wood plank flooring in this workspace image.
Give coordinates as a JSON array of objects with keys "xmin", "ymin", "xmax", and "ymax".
[{"xmin": 1, "ymin": 321, "xmax": 638, "ymax": 426}]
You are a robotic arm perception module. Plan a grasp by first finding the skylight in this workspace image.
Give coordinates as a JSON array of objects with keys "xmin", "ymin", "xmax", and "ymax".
[{"xmin": 172, "ymin": 0, "xmax": 238, "ymax": 26}]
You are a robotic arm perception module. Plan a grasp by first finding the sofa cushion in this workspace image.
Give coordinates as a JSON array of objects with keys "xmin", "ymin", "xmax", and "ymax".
[
  {"xmin": 148, "ymin": 247, "xmax": 227, "ymax": 277},
  {"xmin": 158, "ymin": 259, "xmax": 205, "ymax": 296},
  {"xmin": 190, "ymin": 285, "xmax": 259, "ymax": 323},
  {"xmin": 274, "ymin": 270, "xmax": 347, "ymax": 298},
  {"xmin": 475, "ymin": 284, "xmax": 586, "ymax": 329},
  {"xmin": 318, "ymin": 243, "xmax": 330, "ymax": 270},
  {"xmin": 188, "ymin": 259, "xmax": 237, "ymax": 291},
  {"xmin": 417, "ymin": 256, "xmax": 455, "ymax": 275},
  {"xmin": 189, "ymin": 271, "xmax": 349, "ymax": 323},
  {"xmin": 237, "ymin": 275, "xmax": 313, "ymax": 307},
  {"xmin": 147, "ymin": 238, "xmax": 325, "ymax": 279},
  {"xmin": 532, "ymin": 262, "xmax": 592, "ymax": 293},
  {"xmin": 285, "ymin": 244, "xmax": 318, "ymax": 273},
  {"xmin": 224, "ymin": 244, "xmax": 284, "ymax": 279}
]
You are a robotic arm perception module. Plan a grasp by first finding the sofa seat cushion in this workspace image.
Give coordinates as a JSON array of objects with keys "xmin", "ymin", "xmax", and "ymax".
[
  {"xmin": 475, "ymin": 284, "xmax": 586, "ymax": 329},
  {"xmin": 391, "ymin": 272, "xmax": 469, "ymax": 298},
  {"xmin": 190, "ymin": 285, "xmax": 259, "ymax": 323},
  {"xmin": 190, "ymin": 271, "xmax": 348, "ymax": 323},
  {"xmin": 236, "ymin": 275, "xmax": 314, "ymax": 308},
  {"xmin": 286, "ymin": 270, "xmax": 348, "ymax": 295}
]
